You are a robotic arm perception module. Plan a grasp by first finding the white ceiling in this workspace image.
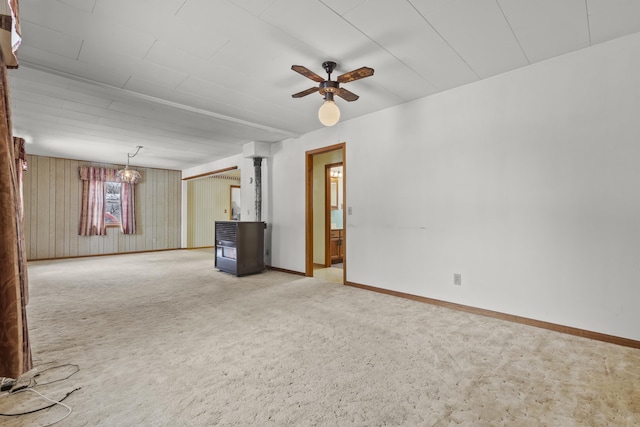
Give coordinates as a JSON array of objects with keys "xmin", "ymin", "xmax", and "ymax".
[{"xmin": 9, "ymin": 0, "xmax": 640, "ymax": 170}]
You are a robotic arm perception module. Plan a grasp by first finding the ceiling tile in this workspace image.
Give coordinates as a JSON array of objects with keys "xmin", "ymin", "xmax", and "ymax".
[
  {"xmin": 20, "ymin": 0, "xmax": 88, "ymax": 32},
  {"xmin": 61, "ymin": 91, "xmax": 113, "ymax": 109},
  {"xmin": 498, "ymin": 0, "xmax": 590, "ymax": 63},
  {"xmin": 9, "ymin": 67, "xmax": 71, "ymax": 89},
  {"xmin": 9, "ymin": 77, "xmax": 71, "ymax": 102},
  {"xmin": 13, "ymin": 98, "xmax": 102, "ymax": 125},
  {"xmin": 10, "ymin": 90, "xmax": 66, "ymax": 109},
  {"xmin": 227, "ymin": 0, "xmax": 278, "ymax": 16},
  {"xmin": 258, "ymin": 0, "xmax": 373, "ymax": 62},
  {"xmin": 587, "ymin": 0, "xmax": 640, "ymax": 44},
  {"xmin": 93, "ymin": 0, "xmax": 229, "ymax": 60},
  {"xmin": 177, "ymin": 0, "xmax": 296, "ymax": 48},
  {"xmin": 22, "ymin": 1, "xmax": 156, "ymax": 60},
  {"xmin": 93, "ymin": 0, "xmax": 187, "ymax": 17},
  {"xmin": 175, "ymin": 76, "xmax": 293, "ymax": 123},
  {"xmin": 80, "ymin": 19, "xmax": 157, "ymax": 60},
  {"xmin": 343, "ymin": 0, "xmax": 478, "ymax": 90},
  {"xmin": 78, "ymin": 41, "xmax": 189, "ymax": 89},
  {"xmin": 343, "ymin": 50, "xmax": 437, "ymax": 104},
  {"xmin": 144, "ymin": 41, "xmax": 215, "ymax": 76},
  {"xmin": 17, "ymin": 45, "xmax": 133, "ymax": 88},
  {"xmin": 57, "ymin": 0, "xmax": 97, "ymax": 13},
  {"xmin": 412, "ymin": 0, "xmax": 530, "ymax": 78},
  {"xmin": 318, "ymin": 0, "xmax": 368, "ymax": 16},
  {"xmin": 122, "ymin": 77, "xmax": 299, "ymax": 138},
  {"xmin": 20, "ymin": 21, "xmax": 83, "ymax": 59}
]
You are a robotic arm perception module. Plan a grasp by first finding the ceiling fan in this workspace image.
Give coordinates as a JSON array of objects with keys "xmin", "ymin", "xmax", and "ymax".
[{"xmin": 291, "ymin": 61, "xmax": 374, "ymax": 126}]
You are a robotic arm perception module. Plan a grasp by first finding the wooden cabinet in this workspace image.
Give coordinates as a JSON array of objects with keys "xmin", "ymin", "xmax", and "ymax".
[{"xmin": 330, "ymin": 229, "xmax": 344, "ymax": 264}]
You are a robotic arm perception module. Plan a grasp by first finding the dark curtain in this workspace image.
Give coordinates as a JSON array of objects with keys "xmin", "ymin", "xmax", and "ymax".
[{"xmin": 0, "ymin": 38, "xmax": 31, "ymax": 378}]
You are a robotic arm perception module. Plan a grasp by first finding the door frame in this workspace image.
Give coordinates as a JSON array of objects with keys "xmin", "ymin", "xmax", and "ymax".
[{"xmin": 305, "ymin": 142, "xmax": 346, "ymax": 282}]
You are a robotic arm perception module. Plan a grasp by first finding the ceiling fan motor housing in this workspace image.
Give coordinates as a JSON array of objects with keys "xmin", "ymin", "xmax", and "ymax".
[
  {"xmin": 322, "ymin": 61, "xmax": 337, "ymax": 75},
  {"xmin": 319, "ymin": 80, "xmax": 339, "ymax": 96}
]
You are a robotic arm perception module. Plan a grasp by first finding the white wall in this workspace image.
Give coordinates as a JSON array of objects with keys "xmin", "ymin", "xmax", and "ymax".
[{"xmin": 267, "ymin": 33, "xmax": 640, "ymax": 341}]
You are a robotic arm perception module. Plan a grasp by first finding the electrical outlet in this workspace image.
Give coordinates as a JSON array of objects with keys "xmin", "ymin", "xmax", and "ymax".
[
  {"xmin": 348, "ymin": 206, "xmax": 353, "ymax": 215},
  {"xmin": 453, "ymin": 273, "xmax": 462, "ymax": 286}
]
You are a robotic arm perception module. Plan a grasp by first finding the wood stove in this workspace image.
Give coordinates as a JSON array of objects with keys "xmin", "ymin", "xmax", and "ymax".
[{"xmin": 215, "ymin": 221, "xmax": 265, "ymax": 276}]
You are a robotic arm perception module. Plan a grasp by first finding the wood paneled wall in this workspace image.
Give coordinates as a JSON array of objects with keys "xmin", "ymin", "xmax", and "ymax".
[
  {"xmin": 23, "ymin": 155, "xmax": 182, "ymax": 260},
  {"xmin": 186, "ymin": 175, "xmax": 240, "ymax": 248}
]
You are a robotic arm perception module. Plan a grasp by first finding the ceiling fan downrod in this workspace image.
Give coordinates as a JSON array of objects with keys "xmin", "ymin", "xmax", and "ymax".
[{"xmin": 322, "ymin": 61, "xmax": 337, "ymax": 79}]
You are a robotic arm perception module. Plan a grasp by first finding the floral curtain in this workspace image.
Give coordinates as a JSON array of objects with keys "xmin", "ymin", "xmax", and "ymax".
[
  {"xmin": 121, "ymin": 182, "xmax": 136, "ymax": 234},
  {"xmin": 79, "ymin": 166, "xmax": 138, "ymax": 235},
  {"xmin": 14, "ymin": 136, "xmax": 27, "ymax": 303},
  {"xmin": 79, "ymin": 167, "xmax": 111, "ymax": 236},
  {"xmin": 0, "ymin": 14, "xmax": 32, "ymax": 378},
  {"xmin": 0, "ymin": 0, "xmax": 20, "ymax": 68}
]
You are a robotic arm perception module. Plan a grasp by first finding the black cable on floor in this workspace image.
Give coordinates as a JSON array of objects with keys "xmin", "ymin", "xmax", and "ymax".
[
  {"xmin": 33, "ymin": 363, "xmax": 80, "ymax": 387},
  {"xmin": 0, "ymin": 363, "xmax": 81, "ymax": 418}
]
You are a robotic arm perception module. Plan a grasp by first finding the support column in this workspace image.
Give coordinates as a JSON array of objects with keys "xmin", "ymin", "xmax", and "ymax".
[{"xmin": 253, "ymin": 157, "xmax": 262, "ymax": 222}]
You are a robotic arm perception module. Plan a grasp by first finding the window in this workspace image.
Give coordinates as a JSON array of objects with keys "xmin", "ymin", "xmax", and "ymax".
[
  {"xmin": 79, "ymin": 166, "xmax": 137, "ymax": 236},
  {"xmin": 105, "ymin": 181, "xmax": 122, "ymax": 226}
]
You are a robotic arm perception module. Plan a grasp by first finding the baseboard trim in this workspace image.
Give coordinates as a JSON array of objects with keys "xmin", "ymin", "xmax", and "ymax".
[
  {"xmin": 266, "ymin": 265, "xmax": 306, "ymax": 276},
  {"xmin": 345, "ymin": 281, "xmax": 640, "ymax": 350},
  {"xmin": 28, "ymin": 248, "xmax": 184, "ymax": 262}
]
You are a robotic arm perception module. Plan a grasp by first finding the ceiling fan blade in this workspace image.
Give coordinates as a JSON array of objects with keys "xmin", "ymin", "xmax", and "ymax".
[
  {"xmin": 337, "ymin": 66, "xmax": 374, "ymax": 83},
  {"xmin": 292, "ymin": 87, "xmax": 320, "ymax": 98},
  {"xmin": 291, "ymin": 65, "xmax": 325, "ymax": 83},
  {"xmin": 334, "ymin": 87, "xmax": 359, "ymax": 102}
]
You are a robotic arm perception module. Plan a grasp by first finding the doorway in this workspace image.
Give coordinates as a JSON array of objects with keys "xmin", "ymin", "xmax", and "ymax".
[
  {"xmin": 186, "ymin": 168, "xmax": 241, "ymax": 248},
  {"xmin": 325, "ymin": 163, "xmax": 343, "ymax": 267},
  {"xmin": 305, "ymin": 143, "xmax": 346, "ymax": 284}
]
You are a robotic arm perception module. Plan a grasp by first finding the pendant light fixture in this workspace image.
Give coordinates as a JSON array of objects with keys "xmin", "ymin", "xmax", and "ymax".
[{"xmin": 117, "ymin": 145, "xmax": 143, "ymax": 184}]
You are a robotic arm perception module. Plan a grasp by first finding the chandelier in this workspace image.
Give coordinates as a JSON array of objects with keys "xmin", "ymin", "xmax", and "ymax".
[{"xmin": 117, "ymin": 145, "xmax": 143, "ymax": 183}]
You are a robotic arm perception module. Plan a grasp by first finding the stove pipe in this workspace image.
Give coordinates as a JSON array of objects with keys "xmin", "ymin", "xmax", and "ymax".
[{"xmin": 253, "ymin": 157, "xmax": 263, "ymax": 222}]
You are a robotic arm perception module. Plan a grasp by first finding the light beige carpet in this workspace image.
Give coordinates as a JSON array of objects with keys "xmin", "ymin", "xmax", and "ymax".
[{"xmin": 2, "ymin": 249, "xmax": 639, "ymax": 426}]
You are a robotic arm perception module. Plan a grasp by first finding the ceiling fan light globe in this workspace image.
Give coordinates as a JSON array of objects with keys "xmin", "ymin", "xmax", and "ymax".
[{"xmin": 318, "ymin": 100, "xmax": 340, "ymax": 126}]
